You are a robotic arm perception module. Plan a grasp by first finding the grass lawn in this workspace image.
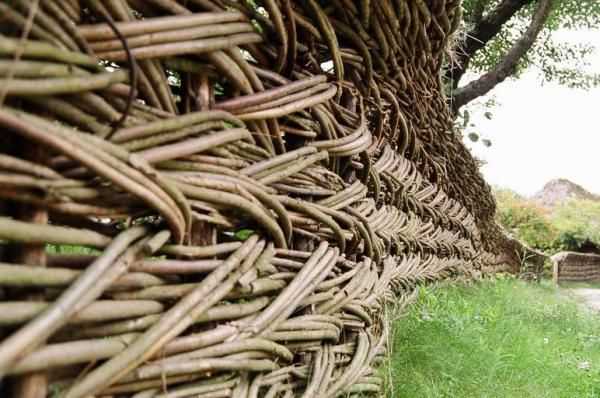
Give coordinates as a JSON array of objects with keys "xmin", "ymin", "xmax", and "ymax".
[
  {"xmin": 559, "ymin": 281, "xmax": 600, "ymax": 290},
  {"xmin": 384, "ymin": 277, "xmax": 600, "ymax": 398}
]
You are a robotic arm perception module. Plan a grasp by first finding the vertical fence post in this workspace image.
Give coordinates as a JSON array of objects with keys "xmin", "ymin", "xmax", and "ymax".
[{"xmin": 6, "ymin": 141, "xmax": 48, "ymax": 398}]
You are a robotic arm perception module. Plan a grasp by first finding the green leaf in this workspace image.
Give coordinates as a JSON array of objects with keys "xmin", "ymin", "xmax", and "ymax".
[
  {"xmin": 484, "ymin": 111, "xmax": 493, "ymax": 120},
  {"xmin": 462, "ymin": 110, "xmax": 470, "ymax": 128},
  {"xmin": 482, "ymin": 139, "xmax": 492, "ymax": 147},
  {"xmin": 234, "ymin": 229, "xmax": 255, "ymax": 241},
  {"xmin": 468, "ymin": 132, "xmax": 479, "ymax": 142}
]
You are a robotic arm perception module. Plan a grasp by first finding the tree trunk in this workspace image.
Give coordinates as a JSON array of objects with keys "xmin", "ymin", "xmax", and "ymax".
[
  {"xmin": 450, "ymin": 0, "xmax": 553, "ymax": 113},
  {"xmin": 446, "ymin": 0, "xmax": 534, "ymax": 90}
]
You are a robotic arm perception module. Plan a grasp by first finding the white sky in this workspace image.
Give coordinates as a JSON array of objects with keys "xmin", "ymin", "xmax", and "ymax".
[{"xmin": 463, "ymin": 30, "xmax": 600, "ymax": 197}]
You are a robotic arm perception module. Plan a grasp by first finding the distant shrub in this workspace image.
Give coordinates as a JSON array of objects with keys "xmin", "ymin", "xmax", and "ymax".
[
  {"xmin": 494, "ymin": 188, "xmax": 558, "ymax": 252},
  {"xmin": 551, "ymin": 199, "xmax": 600, "ymax": 251},
  {"xmin": 494, "ymin": 188, "xmax": 600, "ymax": 254}
]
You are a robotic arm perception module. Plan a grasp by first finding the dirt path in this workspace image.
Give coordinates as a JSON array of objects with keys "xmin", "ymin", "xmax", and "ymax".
[{"xmin": 567, "ymin": 288, "xmax": 600, "ymax": 312}]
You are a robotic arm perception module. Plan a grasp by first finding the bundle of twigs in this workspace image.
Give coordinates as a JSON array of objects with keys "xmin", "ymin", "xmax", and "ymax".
[{"xmin": 0, "ymin": 0, "xmax": 502, "ymax": 397}]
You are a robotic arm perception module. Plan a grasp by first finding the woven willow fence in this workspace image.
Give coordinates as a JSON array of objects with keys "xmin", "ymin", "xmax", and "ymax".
[
  {"xmin": 0, "ymin": 0, "xmax": 507, "ymax": 397},
  {"xmin": 552, "ymin": 252, "xmax": 600, "ymax": 283}
]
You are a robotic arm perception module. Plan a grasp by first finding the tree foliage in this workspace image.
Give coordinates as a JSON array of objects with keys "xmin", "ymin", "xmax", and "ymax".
[
  {"xmin": 494, "ymin": 188, "xmax": 557, "ymax": 251},
  {"xmin": 495, "ymin": 188, "xmax": 600, "ymax": 253},
  {"xmin": 551, "ymin": 199, "xmax": 600, "ymax": 251},
  {"xmin": 448, "ymin": 0, "xmax": 600, "ymax": 112}
]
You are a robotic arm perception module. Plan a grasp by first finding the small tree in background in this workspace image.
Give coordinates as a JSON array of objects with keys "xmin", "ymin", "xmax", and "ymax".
[
  {"xmin": 552, "ymin": 199, "xmax": 600, "ymax": 251},
  {"xmin": 495, "ymin": 188, "xmax": 600, "ymax": 253},
  {"xmin": 494, "ymin": 188, "xmax": 558, "ymax": 252}
]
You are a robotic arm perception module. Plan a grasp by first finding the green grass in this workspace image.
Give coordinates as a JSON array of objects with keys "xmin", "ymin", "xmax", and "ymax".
[
  {"xmin": 384, "ymin": 277, "xmax": 600, "ymax": 398},
  {"xmin": 559, "ymin": 281, "xmax": 600, "ymax": 290},
  {"xmin": 45, "ymin": 244, "xmax": 100, "ymax": 255}
]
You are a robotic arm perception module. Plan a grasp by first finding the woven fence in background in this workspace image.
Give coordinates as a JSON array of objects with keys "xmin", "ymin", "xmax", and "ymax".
[
  {"xmin": 552, "ymin": 252, "xmax": 600, "ymax": 283},
  {"xmin": 0, "ymin": 0, "xmax": 506, "ymax": 396}
]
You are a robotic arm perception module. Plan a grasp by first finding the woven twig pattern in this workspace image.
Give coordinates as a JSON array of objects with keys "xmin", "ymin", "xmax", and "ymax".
[
  {"xmin": 552, "ymin": 252, "xmax": 600, "ymax": 282},
  {"xmin": 0, "ymin": 1, "xmax": 503, "ymax": 396}
]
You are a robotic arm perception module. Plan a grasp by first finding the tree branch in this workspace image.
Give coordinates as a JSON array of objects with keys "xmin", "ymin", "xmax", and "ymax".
[
  {"xmin": 447, "ymin": 0, "xmax": 534, "ymax": 88},
  {"xmin": 451, "ymin": 0, "xmax": 553, "ymax": 112}
]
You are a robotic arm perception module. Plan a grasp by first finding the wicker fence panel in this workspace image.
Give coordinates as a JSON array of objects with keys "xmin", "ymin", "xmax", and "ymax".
[
  {"xmin": 0, "ymin": 1, "xmax": 501, "ymax": 396},
  {"xmin": 552, "ymin": 252, "xmax": 600, "ymax": 283}
]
